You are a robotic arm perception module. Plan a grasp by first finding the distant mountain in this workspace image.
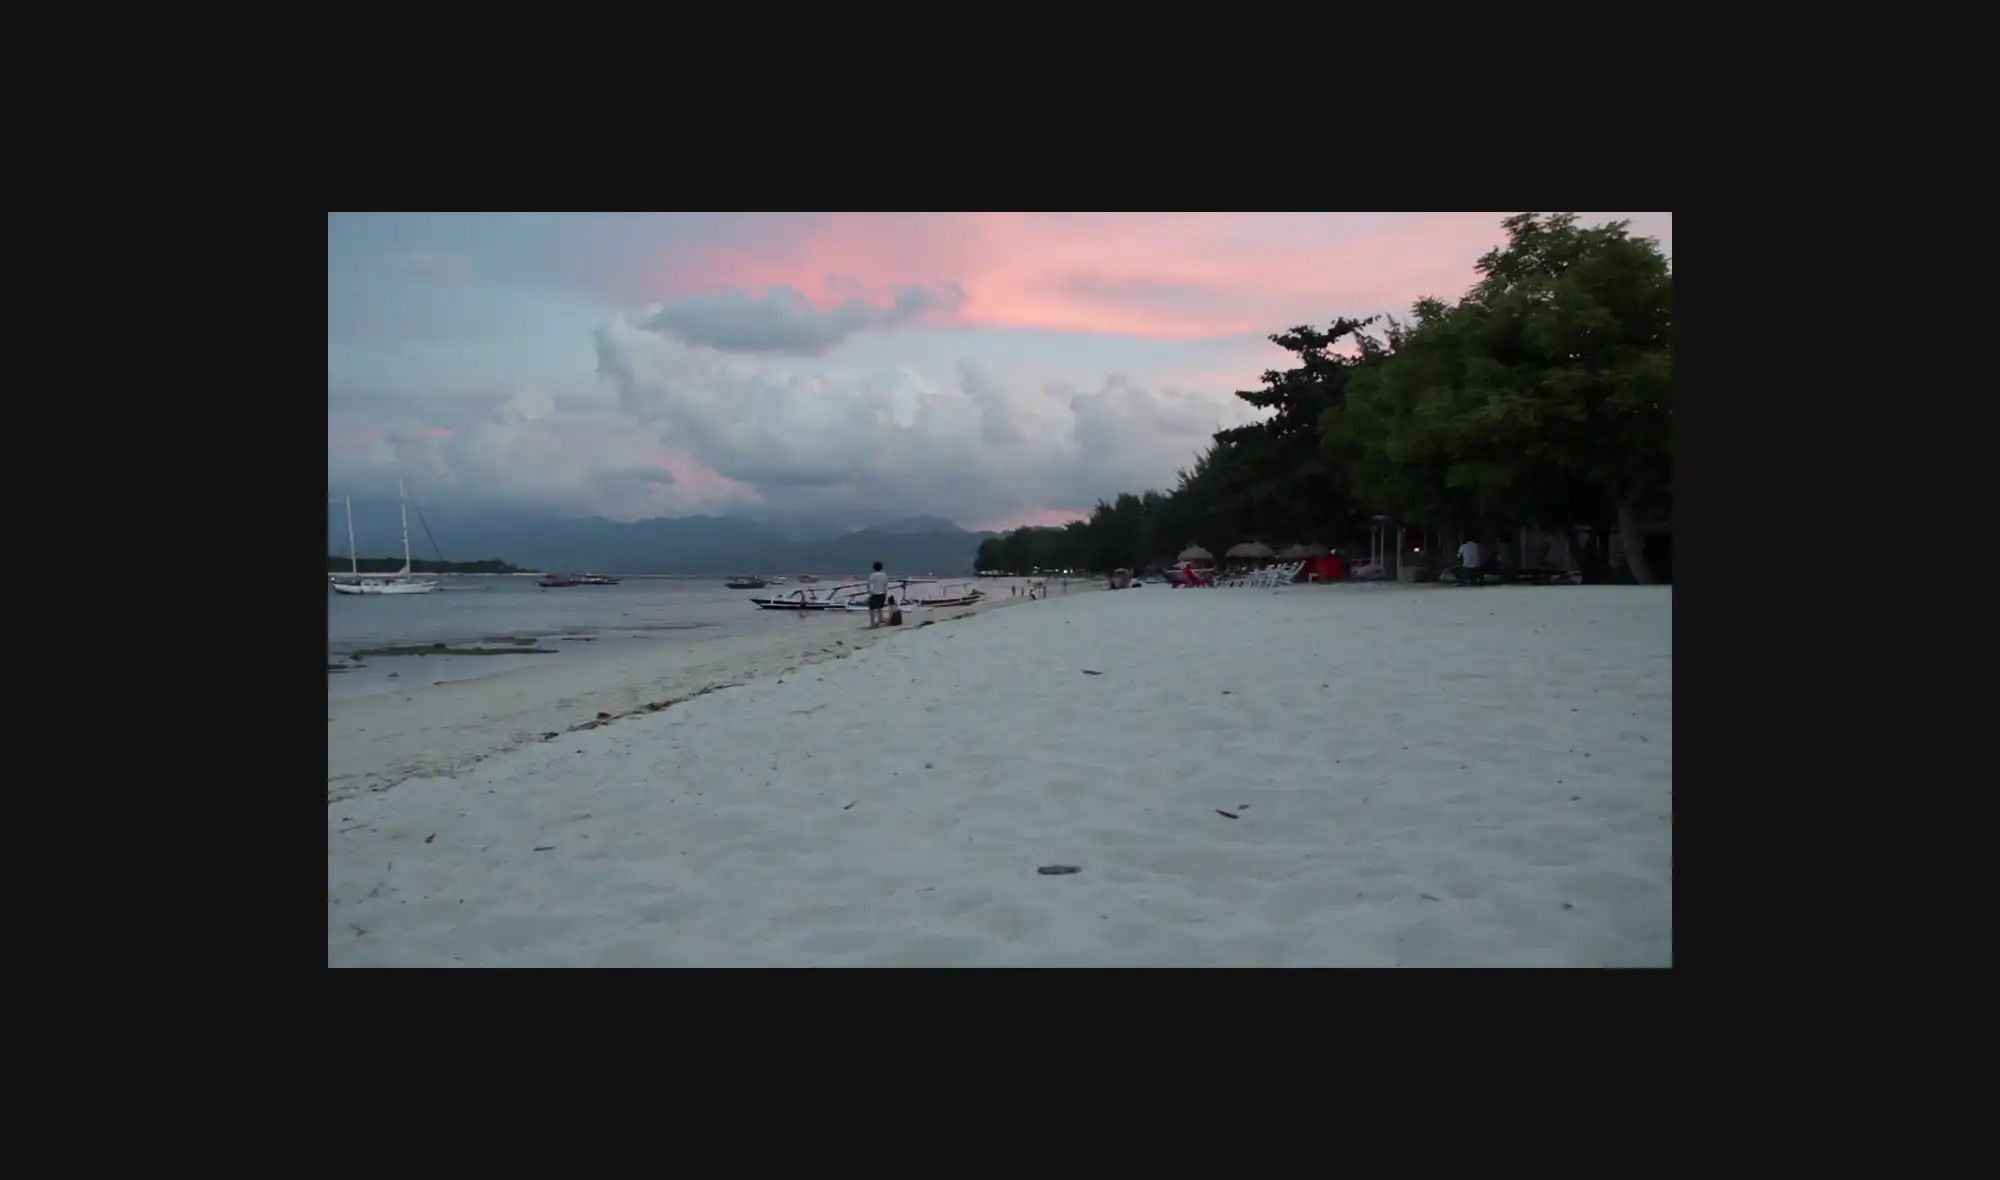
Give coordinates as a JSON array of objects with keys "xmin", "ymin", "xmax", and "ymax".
[
  {"xmin": 327, "ymin": 500, "xmax": 992, "ymax": 576},
  {"xmin": 867, "ymin": 515, "xmax": 966, "ymax": 535},
  {"xmin": 791, "ymin": 527, "xmax": 993, "ymax": 577}
]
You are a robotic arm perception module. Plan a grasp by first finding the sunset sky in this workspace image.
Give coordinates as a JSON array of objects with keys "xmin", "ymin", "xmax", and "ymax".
[{"xmin": 327, "ymin": 212, "xmax": 1672, "ymax": 531}]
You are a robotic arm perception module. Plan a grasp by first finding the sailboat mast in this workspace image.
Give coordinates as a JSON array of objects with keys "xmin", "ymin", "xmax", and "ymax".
[
  {"xmin": 345, "ymin": 495, "xmax": 358, "ymax": 577},
  {"xmin": 398, "ymin": 478, "xmax": 413, "ymax": 574}
]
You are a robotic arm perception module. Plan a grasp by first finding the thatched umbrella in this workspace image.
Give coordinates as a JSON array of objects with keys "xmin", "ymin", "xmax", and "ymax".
[
  {"xmin": 1176, "ymin": 545, "xmax": 1213, "ymax": 563},
  {"xmin": 1226, "ymin": 541, "xmax": 1276, "ymax": 561},
  {"xmin": 1278, "ymin": 542, "xmax": 1330, "ymax": 560}
]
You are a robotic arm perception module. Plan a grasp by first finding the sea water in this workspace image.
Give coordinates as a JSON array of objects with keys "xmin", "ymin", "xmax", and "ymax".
[{"xmin": 327, "ymin": 574, "xmax": 842, "ymax": 701}]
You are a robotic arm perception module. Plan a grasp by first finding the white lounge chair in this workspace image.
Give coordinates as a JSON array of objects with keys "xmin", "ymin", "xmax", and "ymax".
[{"xmin": 1257, "ymin": 560, "xmax": 1303, "ymax": 588}]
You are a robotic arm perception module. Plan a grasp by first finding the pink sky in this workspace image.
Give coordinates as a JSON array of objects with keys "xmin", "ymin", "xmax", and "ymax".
[{"xmin": 612, "ymin": 212, "xmax": 1671, "ymax": 342}]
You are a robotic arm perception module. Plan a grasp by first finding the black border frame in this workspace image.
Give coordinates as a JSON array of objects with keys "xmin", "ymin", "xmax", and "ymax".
[{"xmin": 93, "ymin": 206, "xmax": 1759, "ymax": 984}]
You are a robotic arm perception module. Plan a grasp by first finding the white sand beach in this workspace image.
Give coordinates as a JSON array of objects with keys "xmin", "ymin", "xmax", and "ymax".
[
  {"xmin": 328, "ymin": 577, "xmax": 1073, "ymax": 803},
  {"xmin": 329, "ymin": 582, "xmax": 1672, "ymax": 967}
]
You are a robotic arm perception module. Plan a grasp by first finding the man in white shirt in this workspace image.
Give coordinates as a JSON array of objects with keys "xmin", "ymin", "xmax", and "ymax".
[
  {"xmin": 1454, "ymin": 538, "xmax": 1483, "ymax": 586},
  {"xmin": 866, "ymin": 561, "xmax": 889, "ymax": 628}
]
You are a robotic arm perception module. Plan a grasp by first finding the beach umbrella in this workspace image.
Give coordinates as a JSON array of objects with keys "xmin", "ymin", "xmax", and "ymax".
[
  {"xmin": 1278, "ymin": 542, "xmax": 1330, "ymax": 559},
  {"xmin": 1176, "ymin": 545, "xmax": 1213, "ymax": 563},
  {"xmin": 1226, "ymin": 541, "xmax": 1276, "ymax": 560}
]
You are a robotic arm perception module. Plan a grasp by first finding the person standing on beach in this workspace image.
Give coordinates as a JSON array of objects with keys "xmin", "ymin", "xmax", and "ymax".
[{"xmin": 866, "ymin": 561, "xmax": 889, "ymax": 628}]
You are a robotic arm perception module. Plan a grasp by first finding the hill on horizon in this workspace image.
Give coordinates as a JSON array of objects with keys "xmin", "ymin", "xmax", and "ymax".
[
  {"xmin": 325, "ymin": 502, "xmax": 992, "ymax": 576},
  {"xmin": 865, "ymin": 515, "xmax": 965, "ymax": 535}
]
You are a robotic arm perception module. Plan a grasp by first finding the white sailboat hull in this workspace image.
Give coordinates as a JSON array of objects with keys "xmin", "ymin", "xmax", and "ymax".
[
  {"xmin": 330, "ymin": 480, "xmax": 443, "ymax": 596},
  {"xmin": 331, "ymin": 579, "xmax": 439, "ymax": 595}
]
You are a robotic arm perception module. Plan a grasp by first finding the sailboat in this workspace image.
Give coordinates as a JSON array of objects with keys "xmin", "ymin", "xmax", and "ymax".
[{"xmin": 330, "ymin": 480, "xmax": 441, "ymax": 596}]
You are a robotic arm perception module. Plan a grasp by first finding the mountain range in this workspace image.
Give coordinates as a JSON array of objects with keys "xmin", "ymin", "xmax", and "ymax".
[{"xmin": 326, "ymin": 501, "xmax": 996, "ymax": 576}]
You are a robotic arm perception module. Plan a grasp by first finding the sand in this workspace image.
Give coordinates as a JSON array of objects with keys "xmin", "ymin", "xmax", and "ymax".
[
  {"xmin": 328, "ymin": 581, "xmax": 1672, "ymax": 967},
  {"xmin": 328, "ymin": 577, "xmax": 1074, "ymax": 803}
]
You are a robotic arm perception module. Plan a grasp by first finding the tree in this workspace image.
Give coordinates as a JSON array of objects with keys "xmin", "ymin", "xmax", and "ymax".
[
  {"xmin": 977, "ymin": 214, "xmax": 1670, "ymax": 585},
  {"xmin": 1320, "ymin": 214, "xmax": 1671, "ymax": 582},
  {"xmin": 1467, "ymin": 214, "xmax": 1671, "ymax": 581},
  {"xmin": 1210, "ymin": 317, "xmax": 1380, "ymax": 544}
]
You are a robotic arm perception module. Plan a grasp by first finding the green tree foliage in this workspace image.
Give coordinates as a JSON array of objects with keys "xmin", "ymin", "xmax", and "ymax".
[
  {"xmin": 972, "ymin": 214, "xmax": 1671, "ymax": 583},
  {"xmin": 1321, "ymin": 213, "xmax": 1671, "ymax": 580}
]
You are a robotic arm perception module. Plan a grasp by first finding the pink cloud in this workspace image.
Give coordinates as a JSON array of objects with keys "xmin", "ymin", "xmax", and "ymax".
[
  {"xmin": 619, "ymin": 212, "xmax": 1671, "ymax": 342},
  {"xmin": 331, "ymin": 426, "xmax": 382, "ymax": 454}
]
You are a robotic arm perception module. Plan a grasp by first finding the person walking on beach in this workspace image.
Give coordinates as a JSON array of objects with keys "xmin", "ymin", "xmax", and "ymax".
[{"xmin": 866, "ymin": 561, "xmax": 889, "ymax": 628}]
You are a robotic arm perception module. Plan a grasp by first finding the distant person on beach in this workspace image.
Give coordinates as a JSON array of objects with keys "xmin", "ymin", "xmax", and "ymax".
[{"xmin": 867, "ymin": 561, "xmax": 889, "ymax": 627}]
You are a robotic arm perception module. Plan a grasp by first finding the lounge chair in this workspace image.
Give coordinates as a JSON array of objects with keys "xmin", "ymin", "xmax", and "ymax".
[{"xmin": 1261, "ymin": 560, "xmax": 1305, "ymax": 587}]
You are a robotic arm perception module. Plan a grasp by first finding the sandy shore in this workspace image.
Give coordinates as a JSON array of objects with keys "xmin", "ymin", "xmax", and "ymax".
[
  {"xmin": 329, "ymin": 577, "xmax": 1080, "ymax": 802},
  {"xmin": 329, "ymin": 582, "xmax": 1671, "ymax": 966}
]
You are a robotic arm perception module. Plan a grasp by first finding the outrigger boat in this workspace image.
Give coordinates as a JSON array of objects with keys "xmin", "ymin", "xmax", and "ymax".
[
  {"xmin": 841, "ymin": 580, "xmax": 984, "ymax": 610},
  {"xmin": 750, "ymin": 579, "xmax": 985, "ymax": 612},
  {"xmin": 749, "ymin": 582, "xmax": 856, "ymax": 611},
  {"xmin": 725, "ymin": 575, "xmax": 770, "ymax": 589}
]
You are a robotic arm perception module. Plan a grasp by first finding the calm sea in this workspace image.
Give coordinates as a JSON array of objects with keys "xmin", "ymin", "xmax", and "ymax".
[{"xmin": 326, "ymin": 573, "xmax": 1000, "ymax": 701}]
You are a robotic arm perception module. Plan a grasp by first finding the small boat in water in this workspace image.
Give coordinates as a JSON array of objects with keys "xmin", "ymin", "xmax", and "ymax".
[
  {"xmin": 726, "ymin": 575, "xmax": 770, "ymax": 589},
  {"xmin": 574, "ymin": 573, "xmax": 622, "ymax": 585},
  {"xmin": 538, "ymin": 574, "xmax": 582, "ymax": 588}
]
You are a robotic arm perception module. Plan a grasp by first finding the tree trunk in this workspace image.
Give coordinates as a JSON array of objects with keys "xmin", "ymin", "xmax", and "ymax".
[
  {"xmin": 1565, "ymin": 526, "xmax": 1601, "ymax": 582},
  {"xmin": 1616, "ymin": 498, "xmax": 1655, "ymax": 585}
]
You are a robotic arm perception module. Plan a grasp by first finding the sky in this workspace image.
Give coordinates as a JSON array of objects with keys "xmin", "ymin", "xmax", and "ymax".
[{"xmin": 327, "ymin": 211, "xmax": 1672, "ymax": 532}]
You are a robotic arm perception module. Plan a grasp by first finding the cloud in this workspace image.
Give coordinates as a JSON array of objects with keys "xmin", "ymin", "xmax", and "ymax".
[
  {"xmin": 332, "ymin": 322, "xmax": 1271, "ymax": 528},
  {"xmin": 629, "ymin": 281, "xmax": 966, "ymax": 356},
  {"xmin": 584, "ymin": 314, "xmax": 1257, "ymax": 524},
  {"xmin": 328, "ymin": 386, "xmax": 757, "ymax": 521},
  {"xmin": 382, "ymin": 251, "xmax": 472, "ymax": 283}
]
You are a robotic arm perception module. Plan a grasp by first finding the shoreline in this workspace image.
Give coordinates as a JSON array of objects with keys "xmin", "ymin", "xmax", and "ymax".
[{"xmin": 329, "ymin": 579, "xmax": 1098, "ymax": 802}]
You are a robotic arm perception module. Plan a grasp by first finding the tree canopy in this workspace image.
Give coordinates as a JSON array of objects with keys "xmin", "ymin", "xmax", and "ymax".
[{"xmin": 974, "ymin": 213, "xmax": 1671, "ymax": 583}]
